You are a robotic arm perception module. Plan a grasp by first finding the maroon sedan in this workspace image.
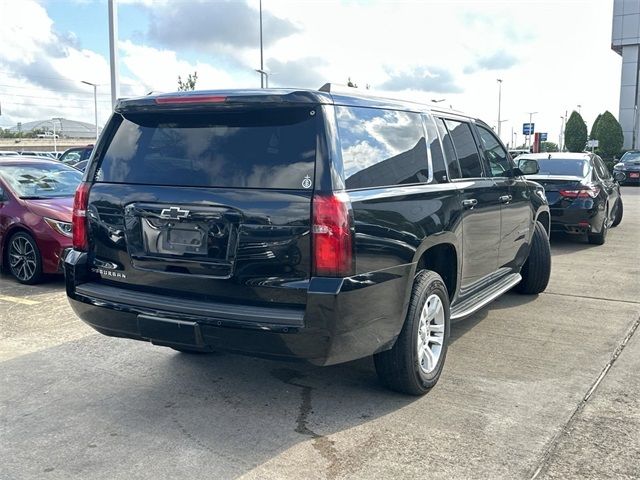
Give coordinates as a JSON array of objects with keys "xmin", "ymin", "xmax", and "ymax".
[{"xmin": 0, "ymin": 158, "xmax": 82, "ymax": 283}]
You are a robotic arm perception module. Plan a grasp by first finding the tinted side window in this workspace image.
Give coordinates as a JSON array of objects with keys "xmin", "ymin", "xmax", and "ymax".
[
  {"xmin": 336, "ymin": 106, "xmax": 429, "ymax": 189},
  {"xmin": 476, "ymin": 125, "xmax": 512, "ymax": 177},
  {"xmin": 445, "ymin": 120, "xmax": 483, "ymax": 178},
  {"xmin": 435, "ymin": 117, "xmax": 461, "ymax": 179}
]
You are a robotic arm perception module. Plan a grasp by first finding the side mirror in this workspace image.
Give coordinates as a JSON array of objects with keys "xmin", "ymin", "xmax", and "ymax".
[
  {"xmin": 613, "ymin": 171, "xmax": 626, "ymax": 182},
  {"xmin": 517, "ymin": 159, "xmax": 540, "ymax": 175}
]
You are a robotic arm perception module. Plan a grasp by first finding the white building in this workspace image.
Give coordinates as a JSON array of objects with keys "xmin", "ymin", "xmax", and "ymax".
[{"xmin": 612, "ymin": 0, "xmax": 640, "ymax": 149}]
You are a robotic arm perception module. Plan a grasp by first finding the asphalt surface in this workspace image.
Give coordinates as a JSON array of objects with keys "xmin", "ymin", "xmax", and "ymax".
[{"xmin": 1, "ymin": 187, "xmax": 639, "ymax": 480}]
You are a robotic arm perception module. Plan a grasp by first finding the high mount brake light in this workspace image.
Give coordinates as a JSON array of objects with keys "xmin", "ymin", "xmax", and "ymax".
[
  {"xmin": 154, "ymin": 95, "xmax": 227, "ymax": 105},
  {"xmin": 312, "ymin": 193, "xmax": 354, "ymax": 277},
  {"xmin": 72, "ymin": 182, "xmax": 91, "ymax": 251},
  {"xmin": 559, "ymin": 186, "xmax": 600, "ymax": 199}
]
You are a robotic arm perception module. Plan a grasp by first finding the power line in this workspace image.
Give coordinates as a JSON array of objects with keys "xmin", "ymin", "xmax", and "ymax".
[
  {"xmin": 0, "ymin": 83, "xmax": 113, "ymax": 96},
  {"xmin": 0, "ymin": 69, "xmax": 139, "ymax": 87},
  {"xmin": 0, "ymin": 92, "xmax": 112, "ymax": 103},
  {"xmin": 1, "ymin": 101, "xmax": 111, "ymax": 110}
]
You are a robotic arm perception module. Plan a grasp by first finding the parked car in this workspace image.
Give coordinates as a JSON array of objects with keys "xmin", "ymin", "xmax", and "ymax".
[
  {"xmin": 19, "ymin": 151, "xmax": 50, "ymax": 158},
  {"xmin": 64, "ymin": 86, "xmax": 551, "ymax": 395},
  {"xmin": 614, "ymin": 151, "xmax": 640, "ymax": 185},
  {"xmin": 0, "ymin": 158, "xmax": 82, "ymax": 283},
  {"xmin": 72, "ymin": 160, "xmax": 89, "ymax": 172},
  {"xmin": 517, "ymin": 152, "xmax": 624, "ymax": 245},
  {"xmin": 59, "ymin": 145, "xmax": 93, "ymax": 166},
  {"xmin": 509, "ymin": 149, "xmax": 530, "ymax": 158}
]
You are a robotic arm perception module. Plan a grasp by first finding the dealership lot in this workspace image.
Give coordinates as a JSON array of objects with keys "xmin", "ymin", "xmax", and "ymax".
[{"xmin": 1, "ymin": 187, "xmax": 638, "ymax": 480}]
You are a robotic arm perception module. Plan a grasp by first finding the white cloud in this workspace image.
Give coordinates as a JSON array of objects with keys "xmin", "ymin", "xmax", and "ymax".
[{"xmin": 0, "ymin": 0, "xmax": 623, "ymax": 148}]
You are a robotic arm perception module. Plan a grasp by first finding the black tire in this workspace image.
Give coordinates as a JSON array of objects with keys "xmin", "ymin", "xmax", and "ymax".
[
  {"xmin": 7, "ymin": 232, "xmax": 43, "ymax": 285},
  {"xmin": 588, "ymin": 215, "xmax": 608, "ymax": 245},
  {"xmin": 374, "ymin": 270, "xmax": 450, "ymax": 395},
  {"xmin": 611, "ymin": 198, "xmax": 623, "ymax": 227},
  {"xmin": 516, "ymin": 221, "xmax": 551, "ymax": 294}
]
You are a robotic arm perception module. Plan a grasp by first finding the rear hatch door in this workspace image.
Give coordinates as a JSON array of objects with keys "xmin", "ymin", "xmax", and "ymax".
[{"xmin": 85, "ymin": 103, "xmax": 322, "ymax": 310}]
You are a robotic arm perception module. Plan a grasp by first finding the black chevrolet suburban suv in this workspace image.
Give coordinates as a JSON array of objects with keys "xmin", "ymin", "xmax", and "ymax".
[{"xmin": 65, "ymin": 85, "xmax": 551, "ymax": 395}]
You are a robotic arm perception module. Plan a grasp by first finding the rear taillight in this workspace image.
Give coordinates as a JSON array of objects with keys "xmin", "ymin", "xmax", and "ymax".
[
  {"xmin": 559, "ymin": 186, "xmax": 600, "ymax": 199},
  {"xmin": 72, "ymin": 182, "xmax": 91, "ymax": 251},
  {"xmin": 312, "ymin": 192, "xmax": 354, "ymax": 277}
]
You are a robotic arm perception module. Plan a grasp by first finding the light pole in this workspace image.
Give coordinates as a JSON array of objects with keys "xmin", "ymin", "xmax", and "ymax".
[
  {"xmin": 255, "ymin": 69, "xmax": 270, "ymax": 88},
  {"xmin": 527, "ymin": 111, "xmax": 538, "ymax": 148},
  {"xmin": 50, "ymin": 118, "xmax": 62, "ymax": 154},
  {"xmin": 81, "ymin": 80, "xmax": 99, "ymax": 140},
  {"xmin": 497, "ymin": 79, "xmax": 503, "ymax": 139},
  {"xmin": 259, "ymin": 0, "xmax": 264, "ymax": 88},
  {"xmin": 577, "ymin": 104, "xmax": 582, "ymax": 114},
  {"xmin": 559, "ymin": 114, "xmax": 566, "ymax": 152},
  {"xmin": 108, "ymin": 0, "xmax": 120, "ymax": 108}
]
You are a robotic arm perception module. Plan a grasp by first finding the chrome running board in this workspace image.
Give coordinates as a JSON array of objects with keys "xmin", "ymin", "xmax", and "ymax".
[{"xmin": 450, "ymin": 273, "xmax": 522, "ymax": 320}]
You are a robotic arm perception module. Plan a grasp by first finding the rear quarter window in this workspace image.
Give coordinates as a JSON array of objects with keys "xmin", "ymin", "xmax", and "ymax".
[
  {"xmin": 96, "ymin": 107, "xmax": 319, "ymax": 190},
  {"xmin": 336, "ymin": 106, "xmax": 429, "ymax": 189}
]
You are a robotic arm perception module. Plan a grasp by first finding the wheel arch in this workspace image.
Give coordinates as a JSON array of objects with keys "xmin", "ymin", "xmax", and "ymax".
[
  {"xmin": 411, "ymin": 234, "xmax": 459, "ymax": 303},
  {"xmin": 535, "ymin": 208, "xmax": 550, "ymax": 237}
]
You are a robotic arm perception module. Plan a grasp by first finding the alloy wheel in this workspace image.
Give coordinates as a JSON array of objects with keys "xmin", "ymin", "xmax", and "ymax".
[
  {"xmin": 9, "ymin": 236, "xmax": 37, "ymax": 282},
  {"xmin": 417, "ymin": 294, "xmax": 446, "ymax": 374}
]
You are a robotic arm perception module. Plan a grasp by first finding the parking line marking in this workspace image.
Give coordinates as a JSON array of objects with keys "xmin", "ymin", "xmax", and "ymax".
[{"xmin": 0, "ymin": 295, "xmax": 40, "ymax": 306}]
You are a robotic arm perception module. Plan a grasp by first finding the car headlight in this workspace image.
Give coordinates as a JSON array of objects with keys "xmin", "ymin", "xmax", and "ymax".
[
  {"xmin": 44, "ymin": 218, "xmax": 73, "ymax": 237},
  {"xmin": 614, "ymin": 163, "xmax": 623, "ymax": 170}
]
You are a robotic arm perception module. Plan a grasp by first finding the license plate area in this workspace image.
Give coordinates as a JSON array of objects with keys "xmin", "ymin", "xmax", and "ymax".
[
  {"xmin": 630, "ymin": 173, "xmax": 639, "ymax": 178},
  {"xmin": 124, "ymin": 203, "xmax": 241, "ymax": 278}
]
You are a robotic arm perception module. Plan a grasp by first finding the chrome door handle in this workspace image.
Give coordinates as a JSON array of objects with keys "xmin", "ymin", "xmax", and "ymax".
[
  {"xmin": 499, "ymin": 195, "xmax": 513, "ymax": 204},
  {"xmin": 462, "ymin": 199, "xmax": 478, "ymax": 209}
]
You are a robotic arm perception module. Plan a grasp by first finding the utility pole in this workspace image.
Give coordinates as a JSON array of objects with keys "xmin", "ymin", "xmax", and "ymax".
[
  {"xmin": 497, "ymin": 79, "xmax": 503, "ymax": 139},
  {"xmin": 559, "ymin": 114, "xmax": 566, "ymax": 152},
  {"xmin": 81, "ymin": 81, "xmax": 99, "ymax": 140},
  {"xmin": 527, "ymin": 111, "xmax": 538, "ymax": 149},
  {"xmin": 108, "ymin": 0, "xmax": 120, "ymax": 108},
  {"xmin": 259, "ymin": 0, "xmax": 264, "ymax": 88}
]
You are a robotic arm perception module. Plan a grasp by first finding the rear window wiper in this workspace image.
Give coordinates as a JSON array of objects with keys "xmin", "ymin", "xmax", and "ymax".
[{"xmin": 19, "ymin": 196, "xmax": 51, "ymax": 200}]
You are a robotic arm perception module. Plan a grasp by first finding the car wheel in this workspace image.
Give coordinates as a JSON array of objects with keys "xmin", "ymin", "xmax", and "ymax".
[
  {"xmin": 588, "ymin": 215, "xmax": 608, "ymax": 245},
  {"xmin": 7, "ymin": 232, "xmax": 43, "ymax": 284},
  {"xmin": 374, "ymin": 270, "xmax": 450, "ymax": 395},
  {"xmin": 611, "ymin": 198, "xmax": 623, "ymax": 227},
  {"xmin": 515, "ymin": 221, "xmax": 551, "ymax": 295}
]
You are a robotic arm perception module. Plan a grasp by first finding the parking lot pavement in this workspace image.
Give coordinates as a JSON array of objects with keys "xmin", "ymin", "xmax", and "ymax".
[{"xmin": 1, "ymin": 187, "xmax": 638, "ymax": 480}]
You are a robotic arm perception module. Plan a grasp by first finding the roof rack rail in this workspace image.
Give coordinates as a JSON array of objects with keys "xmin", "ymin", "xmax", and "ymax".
[{"xmin": 319, "ymin": 83, "xmax": 368, "ymax": 95}]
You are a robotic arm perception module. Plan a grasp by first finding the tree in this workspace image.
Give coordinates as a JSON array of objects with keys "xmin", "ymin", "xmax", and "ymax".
[
  {"xmin": 540, "ymin": 141, "xmax": 559, "ymax": 152},
  {"xmin": 595, "ymin": 111, "xmax": 624, "ymax": 160},
  {"xmin": 347, "ymin": 77, "xmax": 358, "ymax": 88},
  {"xmin": 564, "ymin": 111, "xmax": 588, "ymax": 152},
  {"xmin": 177, "ymin": 71, "xmax": 198, "ymax": 91},
  {"xmin": 590, "ymin": 113, "xmax": 602, "ymax": 140}
]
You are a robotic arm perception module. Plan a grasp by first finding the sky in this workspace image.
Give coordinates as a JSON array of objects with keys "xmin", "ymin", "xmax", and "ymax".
[{"xmin": 0, "ymin": 0, "xmax": 622, "ymax": 146}]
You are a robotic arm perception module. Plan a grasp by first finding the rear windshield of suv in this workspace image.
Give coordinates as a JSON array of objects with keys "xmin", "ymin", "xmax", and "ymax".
[
  {"xmin": 532, "ymin": 159, "xmax": 590, "ymax": 177},
  {"xmin": 96, "ymin": 107, "xmax": 319, "ymax": 190}
]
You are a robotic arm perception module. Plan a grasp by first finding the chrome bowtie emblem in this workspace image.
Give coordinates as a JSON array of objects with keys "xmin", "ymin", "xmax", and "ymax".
[{"xmin": 160, "ymin": 207, "xmax": 190, "ymax": 219}]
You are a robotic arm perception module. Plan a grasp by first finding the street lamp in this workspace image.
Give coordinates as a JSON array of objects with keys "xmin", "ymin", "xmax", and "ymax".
[
  {"xmin": 50, "ymin": 118, "xmax": 62, "ymax": 154},
  {"xmin": 259, "ymin": 0, "xmax": 264, "ymax": 88},
  {"xmin": 255, "ymin": 69, "xmax": 270, "ymax": 88},
  {"xmin": 527, "ymin": 111, "xmax": 538, "ymax": 148},
  {"xmin": 497, "ymin": 79, "xmax": 503, "ymax": 139},
  {"xmin": 81, "ymin": 80, "xmax": 99, "ymax": 140},
  {"xmin": 577, "ymin": 104, "xmax": 582, "ymax": 114}
]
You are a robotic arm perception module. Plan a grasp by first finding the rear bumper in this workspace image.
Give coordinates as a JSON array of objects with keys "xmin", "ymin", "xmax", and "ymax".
[
  {"xmin": 549, "ymin": 205, "xmax": 604, "ymax": 234},
  {"xmin": 64, "ymin": 250, "xmax": 412, "ymax": 366}
]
